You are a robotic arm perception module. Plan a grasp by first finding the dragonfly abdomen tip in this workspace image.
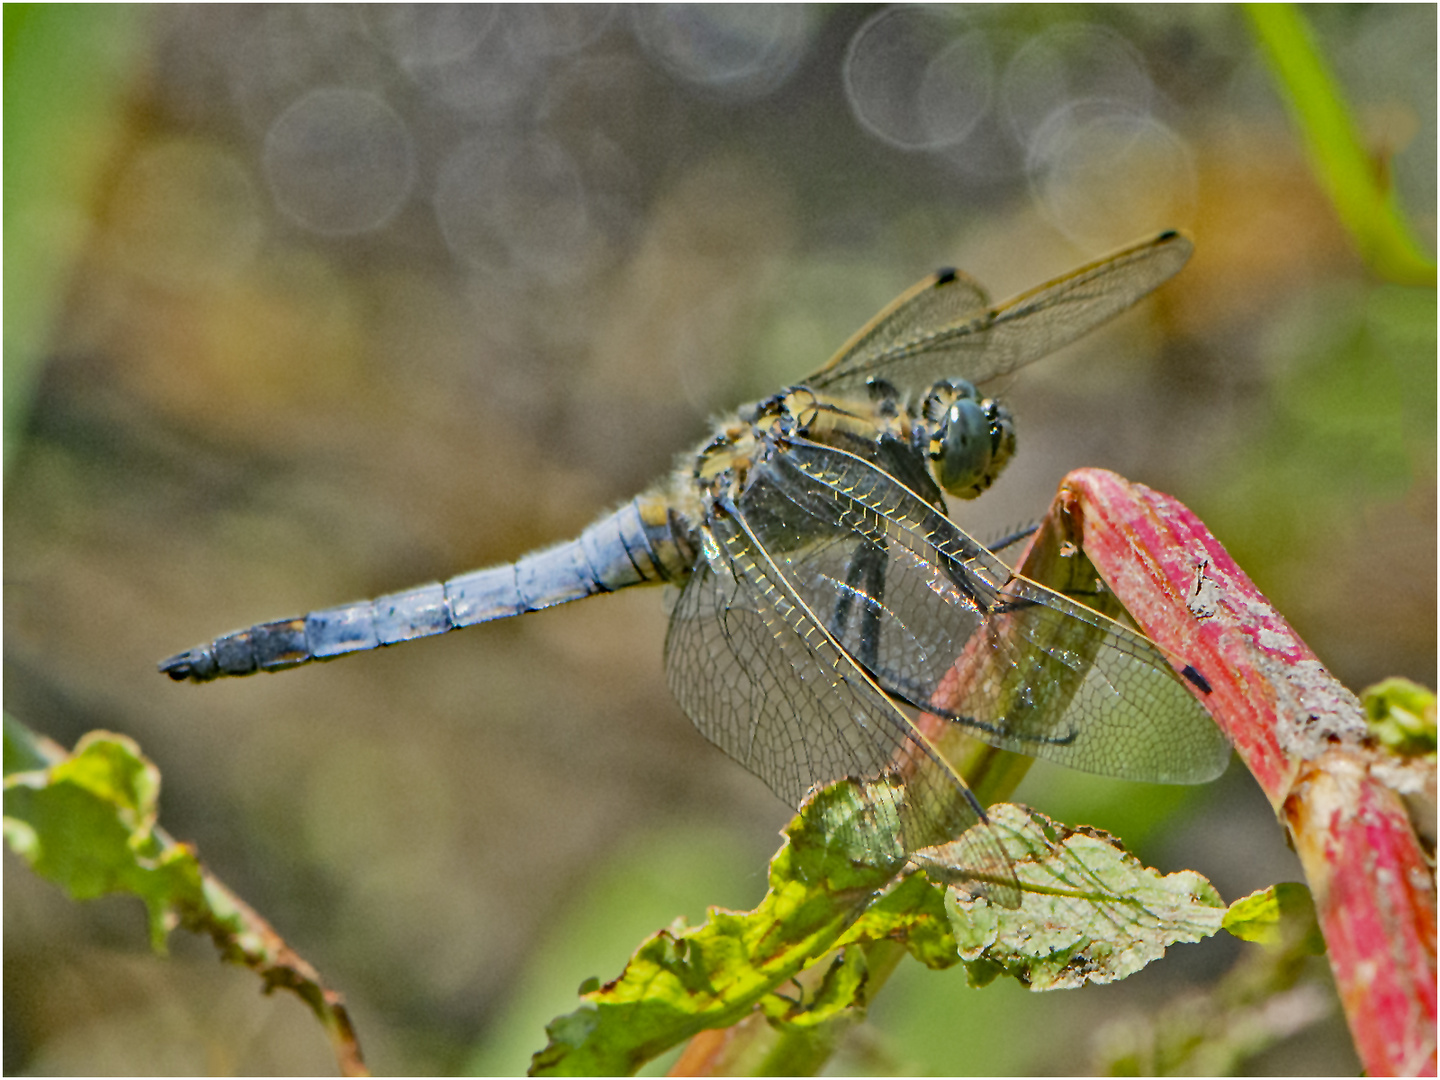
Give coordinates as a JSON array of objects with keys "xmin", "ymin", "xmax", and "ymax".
[{"xmin": 158, "ymin": 648, "xmax": 217, "ymax": 682}]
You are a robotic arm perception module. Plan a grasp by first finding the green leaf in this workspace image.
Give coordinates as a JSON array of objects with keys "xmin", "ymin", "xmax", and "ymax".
[
  {"xmin": 533, "ymin": 795, "xmax": 1227, "ymax": 1074},
  {"xmin": 1223, "ymin": 882, "xmax": 1326, "ymax": 955},
  {"xmin": 529, "ymin": 778, "xmax": 907, "ymax": 1076},
  {"xmin": 2, "ymin": 717, "xmax": 368, "ymax": 1075},
  {"xmin": 3, "ymin": 727, "xmax": 205, "ymax": 950},
  {"xmin": 1360, "ymin": 677, "xmax": 1437, "ymax": 756},
  {"xmin": 834, "ymin": 871, "xmax": 959, "ymax": 971},
  {"xmin": 940, "ymin": 805, "xmax": 1226, "ymax": 990},
  {"xmin": 4, "ymin": 711, "xmax": 59, "ymax": 774},
  {"xmin": 760, "ymin": 947, "xmax": 869, "ymax": 1030}
]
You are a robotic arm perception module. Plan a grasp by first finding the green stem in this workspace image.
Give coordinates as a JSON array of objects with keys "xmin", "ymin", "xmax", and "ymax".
[{"xmin": 1243, "ymin": 3, "xmax": 1435, "ymax": 285}]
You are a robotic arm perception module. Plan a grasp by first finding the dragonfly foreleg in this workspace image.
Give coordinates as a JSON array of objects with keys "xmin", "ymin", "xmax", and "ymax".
[{"xmin": 984, "ymin": 523, "xmax": 1038, "ymax": 560}]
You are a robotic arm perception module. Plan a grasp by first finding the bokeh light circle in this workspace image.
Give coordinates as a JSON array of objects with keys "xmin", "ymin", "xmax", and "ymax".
[
  {"xmin": 435, "ymin": 135, "xmax": 596, "ymax": 283},
  {"xmin": 411, "ymin": 21, "xmax": 535, "ymax": 124},
  {"xmin": 1026, "ymin": 102, "xmax": 1197, "ymax": 249},
  {"xmin": 504, "ymin": 4, "xmax": 615, "ymax": 60},
  {"xmin": 633, "ymin": 5, "xmax": 813, "ymax": 101},
  {"xmin": 364, "ymin": 4, "xmax": 498, "ymax": 70},
  {"xmin": 263, "ymin": 86, "xmax": 415, "ymax": 236},
  {"xmin": 1000, "ymin": 22, "xmax": 1155, "ymax": 148},
  {"xmin": 843, "ymin": 6, "xmax": 993, "ymax": 151},
  {"xmin": 491, "ymin": 138, "xmax": 593, "ymax": 281},
  {"xmin": 433, "ymin": 136, "xmax": 508, "ymax": 270}
]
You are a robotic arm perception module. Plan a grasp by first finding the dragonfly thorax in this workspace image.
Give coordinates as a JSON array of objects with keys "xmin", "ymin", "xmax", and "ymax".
[
  {"xmin": 695, "ymin": 386, "xmax": 913, "ymax": 494},
  {"xmin": 914, "ymin": 379, "xmax": 1015, "ymax": 500}
]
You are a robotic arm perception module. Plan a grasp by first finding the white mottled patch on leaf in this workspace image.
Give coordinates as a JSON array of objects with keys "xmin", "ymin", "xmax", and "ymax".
[{"xmin": 943, "ymin": 803, "xmax": 1225, "ymax": 989}]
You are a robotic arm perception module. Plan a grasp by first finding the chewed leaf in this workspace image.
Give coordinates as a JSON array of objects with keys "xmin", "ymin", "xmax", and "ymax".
[
  {"xmin": 1223, "ymin": 882, "xmax": 1325, "ymax": 954},
  {"xmin": 939, "ymin": 804, "xmax": 1225, "ymax": 990},
  {"xmin": 531, "ymin": 779, "xmax": 904, "ymax": 1076},
  {"xmin": 533, "ymin": 787, "xmax": 1231, "ymax": 1075}
]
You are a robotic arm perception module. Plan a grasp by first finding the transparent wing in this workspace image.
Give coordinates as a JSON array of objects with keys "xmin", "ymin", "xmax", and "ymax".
[
  {"xmin": 757, "ymin": 436, "xmax": 1231, "ymax": 785},
  {"xmin": 806, "ymin": 231, "xmax": 1192, "ymax": 398},
  {"xmin": 664, "ymin": 501, "xmax": 1017, "ymax": 900}
]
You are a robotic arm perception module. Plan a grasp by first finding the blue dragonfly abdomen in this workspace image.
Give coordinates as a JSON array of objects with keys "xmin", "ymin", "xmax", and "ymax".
[{"xmin": 159, "ymin": 496, "xmax": 694, "ymax": 681}]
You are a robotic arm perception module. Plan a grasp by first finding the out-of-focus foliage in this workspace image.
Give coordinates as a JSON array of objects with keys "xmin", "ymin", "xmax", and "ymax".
[
  {"xmin": 1358, "ymin": 678, "xmax": 1437, "ymax": 852},
  {"xmin": 4, "ymin": 721, "xmax": 199, "ymax": 951},
  {"xmin": 1094, "ymin": 881, "xmax": 1339, "ymax": 1076},
  {"xmin": 6, "ymin": 4, "xmax": 1429, "ymax": 1075},
  {"xmin": 1222, "ymin": 882, "xmax": 1324, "ymax": 954},
  {"xmin": 1245, "ymin": 4, "xmax": 1436, "ymax": 285},
  {"xmin": 1361, "ymin": 677, "xmax": 1437, "ymax": 756},
  {"xmin": 2, "ymin": 5, "xmax": 150, "ymax": 468},
  {"xmin": 2, "ymin": 718, "xmax": 367, "ymax": 1074}
]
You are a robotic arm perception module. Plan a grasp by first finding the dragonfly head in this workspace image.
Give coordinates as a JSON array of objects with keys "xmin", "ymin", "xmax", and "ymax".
[{"xmin": 916, "ymin": 379, "xmax": 1016, "ymax": 500}]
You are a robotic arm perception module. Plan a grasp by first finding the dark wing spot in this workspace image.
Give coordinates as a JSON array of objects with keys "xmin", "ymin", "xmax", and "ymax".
[{"xmin": 1181, "ymin": 665, "xmax": 1212, "ymax": 694}]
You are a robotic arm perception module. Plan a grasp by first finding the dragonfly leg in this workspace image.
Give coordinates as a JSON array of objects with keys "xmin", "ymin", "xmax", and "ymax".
[{"xmin": 984, "ymin": 523, "xmax": 1038, "ymax": 560}]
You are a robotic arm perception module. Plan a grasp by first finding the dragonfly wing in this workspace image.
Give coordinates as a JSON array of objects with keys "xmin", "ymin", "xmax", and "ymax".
[
  {"xmin": 804, "ymin": 266, "xmax": 993, "ymax": 396},
  {"xmin": 806, "ymin": 231, "xmax": 1192, "ymax": 398},
  {"xmin": 761, "ymin": 436, "xmax": 1231, "ymax": 785},
  {"xmin": 664, "ymin": 501, "xmax": 1017, "ymax": 899}
]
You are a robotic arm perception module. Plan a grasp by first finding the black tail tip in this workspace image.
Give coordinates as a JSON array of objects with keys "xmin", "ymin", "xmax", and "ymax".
[{"xmin": 158, "ymin": 648, "xmax": 217, "ymax": 682}]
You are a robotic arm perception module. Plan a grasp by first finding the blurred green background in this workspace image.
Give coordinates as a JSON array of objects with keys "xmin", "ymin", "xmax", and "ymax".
[{"xmin": 4, "ymin": 5, "xmax": 1433, "ymax": 1075}]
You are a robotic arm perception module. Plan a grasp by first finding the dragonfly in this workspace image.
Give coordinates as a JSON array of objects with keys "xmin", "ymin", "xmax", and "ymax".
[{"xmin": 161, "ymin": 230, "xmax": 1230, "ymax": 905}]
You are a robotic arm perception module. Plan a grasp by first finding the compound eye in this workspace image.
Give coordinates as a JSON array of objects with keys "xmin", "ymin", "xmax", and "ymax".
[
  {"xmin": 931, "ymin": 397, "xmax": 993, "ymax": 497},
  {"xmin": 920, "ymin": 378, "xmax": 978, "ymax": 425}
]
